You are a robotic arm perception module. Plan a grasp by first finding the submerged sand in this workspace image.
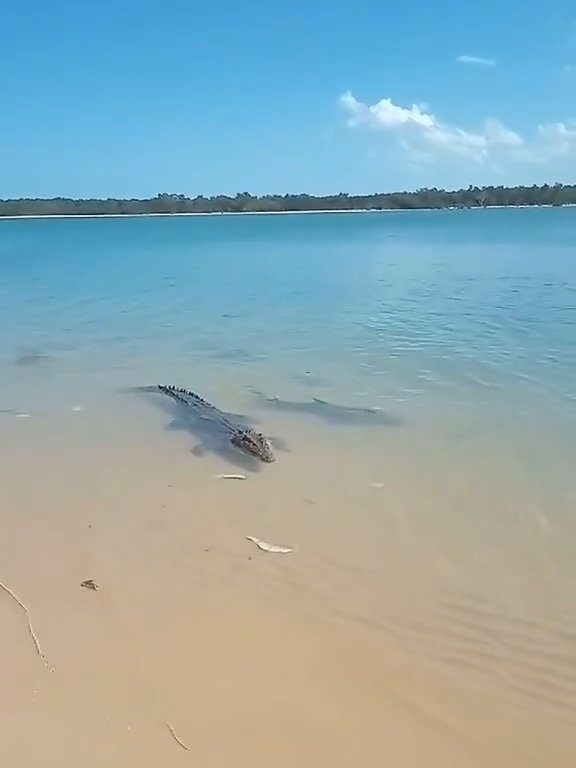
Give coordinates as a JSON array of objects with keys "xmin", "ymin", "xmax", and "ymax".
[{"xmin": 0, "ymin": 383, "xmax": 575, "ymax": 767}]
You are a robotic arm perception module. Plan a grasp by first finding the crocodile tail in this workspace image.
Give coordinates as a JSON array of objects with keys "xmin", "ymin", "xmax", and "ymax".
[
  {"xmin": 156, "ymin": 384, "xmax": 190, "ymax": 405},
  {"xmin": 156, "ymin": 384, "xmax": 212, "ymax": 409}
]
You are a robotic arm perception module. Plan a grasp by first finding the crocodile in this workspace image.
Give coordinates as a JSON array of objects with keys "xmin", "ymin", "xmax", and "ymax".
[{"xmin": 154, "ymin": 385, "xmax": 275, "ymax": 463}]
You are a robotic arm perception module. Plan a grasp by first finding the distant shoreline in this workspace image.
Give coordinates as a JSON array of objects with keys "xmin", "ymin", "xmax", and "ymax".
[
  {"xmin": 1, "ymin": 204, "xmax": 575, "ymax": 221},
  {"xmin": 2, "ymin": 183, "xmax": 575, "ymax": 218}
]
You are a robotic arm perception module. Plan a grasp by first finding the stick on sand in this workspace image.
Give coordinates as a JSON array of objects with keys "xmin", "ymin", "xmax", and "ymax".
[
  {"xmin": 0, "ymin": 581, "xmax": 52, "ymax": 670},
  {"xmin": 166, "ymin": 721, "xmax": 190, "ymax": 751}
]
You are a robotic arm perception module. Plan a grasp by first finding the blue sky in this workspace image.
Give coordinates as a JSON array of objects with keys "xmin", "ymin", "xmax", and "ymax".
[{"xmin": 1, "ymin": 0, "xmax": 575, "ymax": 197}]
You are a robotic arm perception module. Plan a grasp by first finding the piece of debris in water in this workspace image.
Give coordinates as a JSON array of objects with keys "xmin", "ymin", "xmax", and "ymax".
[
  {"xmin": 71, "ymin": 405, "xmax": 84, "ymax": 412},
  {"xmin": 368, "ymin": 482, "xmax": 385, "ymax": 488},
  {"xmin": 215, "ymin": 473, "xmax": 247, "ymax": 480},
  {"xmin": 81, "ymin": 579, "xmax": 99, "ymax": 591},
  {"xmin": 246, "ymin": 536, "xmax": 293, "ymax": 554}
]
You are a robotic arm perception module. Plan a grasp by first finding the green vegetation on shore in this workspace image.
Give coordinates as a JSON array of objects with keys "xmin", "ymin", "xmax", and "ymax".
[{"xmin": 1, "ymin": 183, "xmax": 575, "ymax": 217}]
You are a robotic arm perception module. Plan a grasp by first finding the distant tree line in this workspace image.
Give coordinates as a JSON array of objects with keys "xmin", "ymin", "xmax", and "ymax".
[{"xmin": 1, "ymin": 184, "xmax": 575, "ymax": 217}]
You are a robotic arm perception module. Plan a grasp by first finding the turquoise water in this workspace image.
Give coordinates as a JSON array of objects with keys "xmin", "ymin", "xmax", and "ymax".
[
  {"xmin": 1, "ymin": 209, "xmax": 575, "ymax": 715},
  {"xmin": 1, "ymin": 209, "xmax": 575, "ymax": 417},
  {"xmin": 0, "ymin": 209, "xmax": 576, "ymax": 396}
]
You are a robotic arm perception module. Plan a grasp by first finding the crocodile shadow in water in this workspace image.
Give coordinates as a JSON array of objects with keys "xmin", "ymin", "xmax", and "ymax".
[
  {"xmin": 250, "ymin": 389, "xmax": 402, "ymax": 427},
  {"xmin": 12, "ymin": 352, "xmax": 53, "ymax": 368}
]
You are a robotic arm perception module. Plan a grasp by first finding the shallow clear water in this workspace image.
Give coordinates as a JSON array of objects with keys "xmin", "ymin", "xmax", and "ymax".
[
  {"xmin": 1, "ymin": 209, "xmax": 575, "ymax": 722},
  {"xmin": 1, "ymin": 209, "xmax": 575, "ymax": 407}
]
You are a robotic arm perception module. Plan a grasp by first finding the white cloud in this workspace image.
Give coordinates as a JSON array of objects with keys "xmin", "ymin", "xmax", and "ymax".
[
  {"xmin": 537, "ymin": 121, "xmax": 576, "ymax": 157},
  {"xmin": 340, "ymin": 92, "xmax": 576, "ymax": 167},
  {"xmin": 340, "ymin": 92, "xmax": 436, "ymax": 129},
  {"xmin": 457, "ymin": 54, "xmax": 496, "ymax": 67},
  {"xmin": 341, "ymin": 92, "xmax": 523, "ymax": 163}
]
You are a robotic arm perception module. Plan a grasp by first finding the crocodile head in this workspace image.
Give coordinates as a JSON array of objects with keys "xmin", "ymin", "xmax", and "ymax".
[{"xmin": 231, "ymin": 429, "xmax": 275, "ymax": 463}]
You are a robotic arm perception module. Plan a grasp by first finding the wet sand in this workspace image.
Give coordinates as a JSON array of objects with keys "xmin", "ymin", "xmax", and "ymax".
[{"xmin": 0, "ymin": 383, "xmax": 575, "ymax": 767}]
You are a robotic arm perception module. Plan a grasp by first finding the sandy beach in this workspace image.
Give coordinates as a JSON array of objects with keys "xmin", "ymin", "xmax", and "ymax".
[
  {"xmin": 0, "ymin": 203, "xmax": 574, "ymax": 222},
  {"xmin": 0, "ymin": 382, "xmax": 574, "ymax": 767}
]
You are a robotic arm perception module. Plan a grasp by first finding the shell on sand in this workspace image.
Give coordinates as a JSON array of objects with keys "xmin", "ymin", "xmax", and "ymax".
[{"xmin": 246, "ymin": 536, "xmax": 293, "ymax": 554}]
